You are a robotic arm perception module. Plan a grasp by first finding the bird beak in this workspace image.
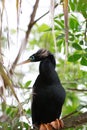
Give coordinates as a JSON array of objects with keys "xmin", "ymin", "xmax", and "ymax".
[{"xmin": 17, "ymin": 59, "xmax": 31, "ymax": 66}]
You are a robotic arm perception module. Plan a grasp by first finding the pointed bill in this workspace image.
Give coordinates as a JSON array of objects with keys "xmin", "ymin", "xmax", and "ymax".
[{"xmin": 17, "ymin": 59, "xmax": 31, "ymax": 66}]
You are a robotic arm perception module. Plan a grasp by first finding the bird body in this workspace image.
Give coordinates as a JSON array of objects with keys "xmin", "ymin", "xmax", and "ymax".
[
  {"xmin": 18, "ymin": 49, "xmax": 66, "ymax": 129},
  {"xmin": 31, "ymin": 49, "xmax": 66, "ymax": 126},
  {"xmin": 32, "ymin": 75, "xmax": 65, "ymax": 125}
]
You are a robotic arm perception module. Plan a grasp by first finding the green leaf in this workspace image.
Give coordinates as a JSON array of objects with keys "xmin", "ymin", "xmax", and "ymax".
[
  {"xmin": 68, "ymin": 53, "xmax": 81, "ymax": 62},
  {"xmin": 38, "ymin": 24, "xmax": 50, "ymax": 32},
  {"xmin": 18, "ymin": 82, "xmax": 23, "ymax": 88},
  {"xmin": 69, "ymin": 0, "xmax": 75, "ymax": 11},
  {"xmin": 85, "ymin": 48, "xmax": 87, "ymax": 52},
  {"xmin": 10, "ymin": 29, "xmax": 16, "ymax": 34},
  {"xmin": 69, "ymin": 35, "xmax": 74, "ymax": 41},
  {"xmin": 26, "ymin": 108, "xmax": 31, "ymax": 115},
  {"xmin": 6, "ymin": 107, "xmax": 11, "ymax": 114},
  {"xmin": 72, "ymin": 43, "xmax": 82, "ymax": 50},
  {"xmin": 69, "ymin": 0, "xmax": 87, "ymax": 18},
  {"xmin": 55, "ymin": 25, "xmax": 62, "ymax": 30},
  {"xmin": 69, "ymin": 15, "xmax": 79, "ymax": 31},
  {"xmin": 24, "ymin": 122, "xmax": 29, "ymax": 129},
  {"xmin": 57, "ymin": 39, "xmax": 63, "ymax": 46},
  {"xmin": 80, "ymin": 57, "xmax": 87, "ymax": 66},
  {"xmin": 54, "ymin": 19, "xmax": 64, "ymax": 28},
  {"xmin": 79, "ymin": 40, "xmax": 84, "ymax": 45},
  {"xmin": 24, "ymin": 81, "xmax": 31, "ymax": 88},
  {"xmin": 77, "ymin": 0, "xmax": 87, "ymax": 18}
]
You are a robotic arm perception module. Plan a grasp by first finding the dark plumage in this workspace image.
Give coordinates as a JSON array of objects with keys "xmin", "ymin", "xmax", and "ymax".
[
  {"xmin": 18, "ymin": 49, "xmax": 66, "ymax": 128},
  {"xmin": 28, "ymin": 49, "xmax": 66, "ymax": 126}
]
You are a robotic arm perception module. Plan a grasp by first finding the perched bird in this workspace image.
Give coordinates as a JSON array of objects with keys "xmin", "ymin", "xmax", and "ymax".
[{"xmin": 18, "ymin": 49, "xmax": 66, "ymax": 130}]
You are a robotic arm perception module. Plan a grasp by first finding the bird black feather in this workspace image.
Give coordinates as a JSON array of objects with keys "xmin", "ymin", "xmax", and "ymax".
[{"xmin": 29, "ymin": 49, "xmax": 66, "ymax": 126}]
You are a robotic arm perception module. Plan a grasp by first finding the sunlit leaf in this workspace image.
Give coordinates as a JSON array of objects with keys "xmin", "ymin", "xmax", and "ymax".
[
  {"xmin": 69, "ymin": 15, "xmax": 79, "ymax": 31},
  {"xmin": 69, "ymin": 0, "xmax": 75, "ymax": 11},
  {"xmin": 69, "ymin": 0, "xmax": 87, "ymax": 18},
  {"xmin": 38, "ymin": 24, "xmax": 50, "ymax": 32},
  {"xmin": 24, "ymin": 81, "xmax": 31, "ymax": 88},
  {"xmin": 54, "ymin": 19, "xmax": 64, "ymax": 28}
]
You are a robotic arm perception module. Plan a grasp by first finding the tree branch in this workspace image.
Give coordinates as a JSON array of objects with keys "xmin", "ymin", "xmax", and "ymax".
[
  {"xmin": 26, "ymin": 0, "xmax": 40, "ymax": 40},
  {"xmin": 9, "ymin": 2, "xmax": 60, "ymax": 74},
  {"xmin": 10, "ymin": 0, "xmax": 39, "ymax": 74},
  {"xmin": 67, "ymin": 88, "xmax": 87, "ymax": 92},
  {"xmin": 29, "ymin": 112, "xmax": 87, "ymax": 130},
  {"xmin": 61, "ymin": 112, "xmax": 87, "ymax": 129},
  {"xmin": 32, "ymin": 3, "xmax": 59, "ymax": 25}
]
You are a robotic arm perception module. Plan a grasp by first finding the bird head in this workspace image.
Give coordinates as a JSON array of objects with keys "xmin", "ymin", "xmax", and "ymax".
[{"xmin": 17, "ymin": 49, "xmax": 51, "ymax": 65}]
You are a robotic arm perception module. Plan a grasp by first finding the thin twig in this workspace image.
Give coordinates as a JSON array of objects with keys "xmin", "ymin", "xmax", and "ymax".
[
  {"xmin": 63, "ymin": 0, "xmax": 68, "ymax": 60},
  {"xmin": 10, "ymin": 0, "xmax": 40, "ymax": 74},
  {"xmin": 62, "ymin": 110, "xmax": 77, "ymax": 119},
  {"xmin": 0, "ymin": 7, "xmax": 3, "ymax": 63},
  {"xmin": 67, "ymin": 88, "xmax": 87, "ymax": 92},
  {"xmin": 10, "ymin": 2, "xmax": 61, "ymax": 74},
  {"xmin": 84, "ymin": 19, "xmax": 87, "ymax": 45},
  {"xmin": 33, "ymin": 3, "xmax": 59, "ymax": 25}
]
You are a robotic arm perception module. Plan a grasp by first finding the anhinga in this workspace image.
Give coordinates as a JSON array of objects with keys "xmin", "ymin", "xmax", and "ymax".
[{"xmin": 18, "ymin": 49, "xmax": 66, "ymax": 130}]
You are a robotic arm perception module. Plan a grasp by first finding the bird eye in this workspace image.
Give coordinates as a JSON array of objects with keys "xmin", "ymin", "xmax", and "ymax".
[
  {"xmin": 29, "ymin": 55, "xmax": 35, "ymax": 61},
  {"xmin": 32, "ymin": 56, "xmax": 35, "ymax": 60}
]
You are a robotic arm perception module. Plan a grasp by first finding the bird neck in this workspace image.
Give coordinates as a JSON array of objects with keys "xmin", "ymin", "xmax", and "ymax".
[{"xmin": 39, "ymin": 57, "xmax": 58, "ymax": 84}]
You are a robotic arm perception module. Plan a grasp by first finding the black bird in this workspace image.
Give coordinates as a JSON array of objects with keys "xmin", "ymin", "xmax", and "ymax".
[{"xmin": 18, "ymin": 49, "xmax": 66, "ymax": 130}]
